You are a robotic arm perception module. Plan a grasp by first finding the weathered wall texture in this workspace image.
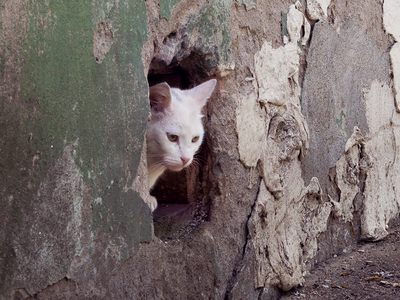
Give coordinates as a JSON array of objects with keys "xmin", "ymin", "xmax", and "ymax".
[{"xmin": 1, "ymin": 0, "xmax": 399, "ymax": 299}]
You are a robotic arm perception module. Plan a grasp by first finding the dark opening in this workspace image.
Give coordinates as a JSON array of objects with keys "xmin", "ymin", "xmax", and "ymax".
[
  {"xmin": 148, "ymin": 65, "xmax": 192, "ymax": 90},
  {"xmin": 147, "ymin": 46, "xmax": 216, "ymax": 240}
]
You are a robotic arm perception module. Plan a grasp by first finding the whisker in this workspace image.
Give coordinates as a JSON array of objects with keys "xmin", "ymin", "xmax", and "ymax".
[
  {"xmin": 191, "ymin": 158, "xmax": 199, "ymax": 166},
  {"xmin": 148, "ymin": 157, "xmax": 164, "ymax": 164},
  {"xmin": 146, "ymin": 154, "xmax": 166, "ymax": 158},
  {"xmin": 194, "ymin": 154, "xmax": 206, "ymax": 164},
  {"xmin": 149, "ymin": 162, "xmax": 167, "ymax": 173},
  {"xmin": 187, "ymin": 159, "xmax": 201, "ymax": 173}
]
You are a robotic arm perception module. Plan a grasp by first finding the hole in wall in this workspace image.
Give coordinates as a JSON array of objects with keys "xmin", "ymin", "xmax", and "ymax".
[{"xmin": 147, "ymin": 43, "xmax": 217, "ymax": 240}]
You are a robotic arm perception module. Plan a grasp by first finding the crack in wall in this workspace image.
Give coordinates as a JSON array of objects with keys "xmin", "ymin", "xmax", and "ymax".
[{"xmin": 223, "ymin": 182, "xmax": 260, "ymax": 300}]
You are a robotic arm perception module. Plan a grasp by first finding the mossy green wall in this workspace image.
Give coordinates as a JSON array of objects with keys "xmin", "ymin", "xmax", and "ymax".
[{"xmin": 0, "ymin": 0, "xmax": 152, "ymax": 296}]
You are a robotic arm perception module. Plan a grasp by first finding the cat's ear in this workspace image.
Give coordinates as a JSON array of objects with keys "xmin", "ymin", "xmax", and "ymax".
[
  {"xmin": 189, "ymin": 79, "xmax": 217, "ymax": 108},
  {"xmin": 149, "ymin": 82, "xmax": 171, "ymax": 113}
]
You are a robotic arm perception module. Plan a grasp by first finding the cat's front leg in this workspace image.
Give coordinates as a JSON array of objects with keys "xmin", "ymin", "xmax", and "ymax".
[{"xmin": 147, "ymin": 195, "xmax": 158, "ymax": 212}]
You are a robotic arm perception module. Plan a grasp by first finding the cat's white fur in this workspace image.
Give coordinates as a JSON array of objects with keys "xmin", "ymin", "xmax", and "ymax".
[{"xmin": 146, "ymin": 79, "xmax": 217, "ymax": 211}]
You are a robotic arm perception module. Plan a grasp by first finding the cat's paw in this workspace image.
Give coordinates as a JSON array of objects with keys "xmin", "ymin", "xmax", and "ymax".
[{"xmin": 147, "ymin": 196, "xmax": 158, "ymax": 212}]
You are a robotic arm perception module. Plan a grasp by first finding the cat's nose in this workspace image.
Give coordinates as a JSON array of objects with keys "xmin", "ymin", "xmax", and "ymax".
[{"xmin": 181, "ymin": 157, "xmax": 190, "ymax": 165}]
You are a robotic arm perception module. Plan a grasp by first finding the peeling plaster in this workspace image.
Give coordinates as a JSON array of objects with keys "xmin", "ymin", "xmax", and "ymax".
[
  {"xmin": 286, "ymin": 4, "xmax": 303, "ymax": 43},
  {"xmin": 362, "ymin": 127, "xmax": 398, "ymax": 241},
  {"xmin": 360, "ymin": 81, "xmax": 400, "ymax": 241},
  {"xmin": 251, "ymin": 176, "xmax": 331, "ymax": 291},
  {"xmin": 306, "ymin": 0, "xmax": 331, "ymax": 20},
  {"xmin": 383, "ymin": 0, "xmax": 400, "ymax": 41},
  {"xmin": 244, "ymin": 6, "xmax": 327, "ymax": 291},
  {"xmin": 330, "ymin": 81, "xmax": 400, "ymax": 241},
  {"xmin": 254, "ymin": 42, "xmax": 301, "ymax": 107},
  {"xmin": 390, "ymin": 43, "xmax": 400, "ymax": 112},
  {"xmin": 93, "ymin": 21, "xmax": 114, "ymax": 64},
  {"xmin": 364, "ymin": 80, "xmax": 394, "ymax": 135},
  {"xmin": 236, "ymin": 93, "xmax": 265, "ymax": 168},
  {"xmin": 330, "ymin": 127, "xmax": 370, "ymax": 222},
  {"xmin": 383, "ymin": 0, "xmax": 400, "ymax": 112}
]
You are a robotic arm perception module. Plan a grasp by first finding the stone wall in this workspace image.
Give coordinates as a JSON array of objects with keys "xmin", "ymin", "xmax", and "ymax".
[{"xmin": 1, "ymin": 0, "xmax": 399, "ymax": 299}]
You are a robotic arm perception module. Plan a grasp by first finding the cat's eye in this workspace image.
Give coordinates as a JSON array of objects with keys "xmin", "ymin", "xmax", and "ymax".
[
  {"xmin": 167, "ymin": 133, "xmax": 178, "ymax": 142},
  {"xmin": 192, "ymin": 136, "xmax": 200, "ymax": 143}
]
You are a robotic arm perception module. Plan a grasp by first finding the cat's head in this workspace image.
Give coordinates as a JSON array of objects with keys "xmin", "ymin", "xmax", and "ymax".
[{"xmin": 146, "ymin": 79, "xmax": 217, "ymax": 173}]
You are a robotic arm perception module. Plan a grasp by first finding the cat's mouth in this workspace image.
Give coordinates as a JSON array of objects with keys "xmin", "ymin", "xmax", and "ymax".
[{"xmin": 167, "ymin": 160, "xmax": 192, "ymax": 172}]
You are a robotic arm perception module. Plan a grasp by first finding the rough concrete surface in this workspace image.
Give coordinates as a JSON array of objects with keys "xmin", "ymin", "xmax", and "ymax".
[{"xmin": 1, "ymin": 0, "xmax": 400, "ymax": 299}]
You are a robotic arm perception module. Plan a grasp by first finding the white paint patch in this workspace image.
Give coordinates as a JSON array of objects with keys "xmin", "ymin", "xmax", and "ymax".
[
  {"xmin": 254, "ymin": 42, "xmax": 300, "ymax": 106},
  {"xmin": 362, "ymin": 128, "xmax": 398, "ymax": 241},
  {"xmin": 236, "ymin": 93, "xmax": 265, "ymax": 168},
  {"xmin": 364, "ymin": 80, "xmax": 394, "ymax": 135},
  {"xmin": 383, "ymin": 0, "xmax": 400, "ymax": 112},
  {"xmin": 383, "ymin": 0, "xmax": 400, "ymax": 41},
  {"xmin": 287, "ymin": 4, "xmax": 304, "ymax": 44},
  {"xmin": 306, "ymin": 0, "xmax": 331, "ymax": 20},
  {"xmin": 347, "ymin": 80, "xmax": 400, "ymax": 240}
]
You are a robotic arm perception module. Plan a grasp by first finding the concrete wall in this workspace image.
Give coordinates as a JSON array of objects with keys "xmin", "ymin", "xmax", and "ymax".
[{"xmin": 1, "ymin": 0, "xmax": 399, "ymax": 299}]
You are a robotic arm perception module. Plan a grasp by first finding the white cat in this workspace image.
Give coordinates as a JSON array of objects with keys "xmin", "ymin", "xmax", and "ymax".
[{"xmin": 146, "ymin": 79, "xmax": 217, "ymax": 211}]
